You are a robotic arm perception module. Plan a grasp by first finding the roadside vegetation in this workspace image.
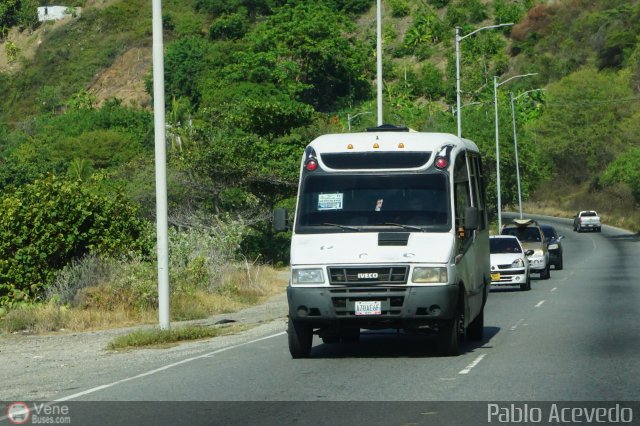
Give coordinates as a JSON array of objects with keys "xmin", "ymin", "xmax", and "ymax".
[
  {"xmin": 1, "ymin": 0, "xmax": 639, "ymax": 332},
  {"xmin": 107, "ymin": 324, "xmax": 252, "ymax": 350},
  {"xmin": 0, "ymin": 252, "xmax": 286, "ymax": 333}
]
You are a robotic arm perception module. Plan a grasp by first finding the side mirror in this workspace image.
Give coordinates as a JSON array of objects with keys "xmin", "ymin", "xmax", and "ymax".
[
  {"xmin": 525, "ymin": 249, "xmax": 535, "ymax": 257},
  {"xmin": 274, "ymin": 208, "xmax": 289, "ymax": 232},
  {"xmin": 464, "ymin": 206, "xmax": 479, "ymax": 230},
  {"xmin": 558, "ymin": 235, "xmax": 565, "ymax": 241}
]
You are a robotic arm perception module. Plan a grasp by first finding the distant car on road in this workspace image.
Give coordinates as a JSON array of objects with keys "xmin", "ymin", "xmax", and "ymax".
[
  {"xmin": 573, "ymin": 210, "xmax": 601, "ymax": 232},
  {"xmin": 540, "ymin": 224, "xmax": 564, "ymax": 270},
  {"xmin": 501, "ymin": 218, "xmax": 551, "ymax": 279},
  {"xmin": 490, "ymin": 235, "xmax": 533, "ymax": 291}
]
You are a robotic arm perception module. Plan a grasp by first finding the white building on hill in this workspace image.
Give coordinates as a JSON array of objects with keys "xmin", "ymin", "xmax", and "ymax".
[{"xmin": 37, "ymin": 6, "xmax": 81, "ymax": 22}]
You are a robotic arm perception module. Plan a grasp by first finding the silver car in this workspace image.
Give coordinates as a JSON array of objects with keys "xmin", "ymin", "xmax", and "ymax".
[
  {"xmin": 501, "ymin": 219, "xmax": 551, "ymax": 280},
  {"xmin": 490, "ymin": 235, "xmax": 533, "ymax": 291}
]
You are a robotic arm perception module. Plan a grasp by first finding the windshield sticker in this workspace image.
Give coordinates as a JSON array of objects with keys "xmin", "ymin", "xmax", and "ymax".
[
  {"xmin": 318, "ymin": 193, "xmax": 343, "ymax": 211},
  {"xmin": 375, "ymin": 199, "xmax": 384, "ymax": 211}
]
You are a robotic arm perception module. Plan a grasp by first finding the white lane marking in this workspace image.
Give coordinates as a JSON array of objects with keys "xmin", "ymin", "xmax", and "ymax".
[
  {"xmin": 53, "ymin": 331, "xmax": 286, "ymax": 402},
  {"xmin": 535, "ymin": 300, "xmax": 545, "ymax": 308},
  {"xmin": 459, "ymin": 354, "xmax": 487, "ymax": 375},
  {"xmin": 510, "ymin": 318, "xmax": 525, "ymax": 331},
  {"xmin": 551, "ymin": 287, "xmax": 558, "ymax": 292}
]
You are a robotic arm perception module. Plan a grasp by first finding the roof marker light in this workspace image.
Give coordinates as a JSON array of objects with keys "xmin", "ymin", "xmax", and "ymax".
[
  {"xmin": 347, "ymin": 144, "xmax": 354, "ymax": 149},
  {"xmin": 435, "ymin": 157, "xmax": 448, "ymax": 169},
  {"xmin": 305, "ymin": 159, "xmax": 318, "ymax": 171},
  {"xmin": 398, "ymin": 143, "xmax": 405, "ymax": 148},
  {"xmin": 373, "ymin": 143, "xmax": 380, "ymax": 149}
]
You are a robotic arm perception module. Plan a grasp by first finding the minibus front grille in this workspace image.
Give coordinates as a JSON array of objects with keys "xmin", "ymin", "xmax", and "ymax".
[
  {"xmin": 329, "ymin": 287, "xmax": 407, "ymax": 316},
  {"xmin": 328, "ymin": 266, "xmax": 409, "ymax": 285}
]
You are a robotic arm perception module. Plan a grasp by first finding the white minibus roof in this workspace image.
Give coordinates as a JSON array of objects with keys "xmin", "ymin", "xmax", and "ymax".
[{"xmin": 307, "ymin": 131, "xmax": 479, "ymax": 155}]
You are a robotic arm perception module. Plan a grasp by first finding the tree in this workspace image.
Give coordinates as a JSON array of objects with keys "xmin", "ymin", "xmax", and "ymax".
[
  {"xmin": 199, "ymin": 82, "xmax": 314, "ymax": 137},
  {"xmin": 164, "ymin": 36, "xmax": 214, "ymax": 107},
  {"xmin": 225, "ymin": 2, "xmax": 371, "ymax": 111},
  {"xmin": 529, "ymin": 68, "xmax": 637, "ymax": 182},
  {"xmin": 600, "ymin": 148, "xmax": 640, "ymax": 203},
  {"xmin": 0, "ymin": 176, "xmax": 151, "ymax": 306}
]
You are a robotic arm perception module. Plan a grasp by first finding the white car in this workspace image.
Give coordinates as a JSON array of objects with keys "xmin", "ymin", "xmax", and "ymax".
[{"xmin": 489, "ymin": 235, "xmax": 533, "ymax": 291}]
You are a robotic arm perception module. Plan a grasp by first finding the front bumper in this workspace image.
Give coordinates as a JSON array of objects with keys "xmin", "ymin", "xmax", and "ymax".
[
  {"xmin": 528, "ymin": 256, "xmax": 548, "ymax": 272},
  {"xmin": 490, "ymin": 268, "xmax": 527, "ymax": 286},
  {"xmin": 287, "ymin": 284, "xmax": 459, "ymax": 327}
]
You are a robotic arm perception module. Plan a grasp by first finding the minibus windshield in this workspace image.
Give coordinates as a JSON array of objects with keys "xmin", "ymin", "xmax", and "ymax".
[{"xmin": 296, "ymin": 173, "xmax": 450, "ymax": 232}]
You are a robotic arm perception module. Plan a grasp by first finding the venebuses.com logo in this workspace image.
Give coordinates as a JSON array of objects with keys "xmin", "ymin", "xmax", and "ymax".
[
  {"xmin": 6, "ymin": 402, "xmax": 30, "ymax": 424},
  {"xmin": 5, "ymin": 402, "xmax": 71, "ymax": 424}
]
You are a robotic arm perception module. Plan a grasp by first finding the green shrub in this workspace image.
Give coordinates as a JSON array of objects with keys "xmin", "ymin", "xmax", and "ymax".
[
  {"xmin": 55, "ymin": 129, "xmax": 143, "ymax": 170},
  {"xmin": 600, "ymin": 148, "xmax": 640, "ymax": 203},
  {"xmin": 388, "ymin": 0, "xmax": 410, "ymax": 17},
  {"xmin": 0, "ymin": 176, "xmax": 152, "ymax": 306},
  {"xmin": 209, "ymin": 13, "xmax": 248, "ymax": 40},
  {"xmin": 168, "ymin": 217, "xmax": 247, "ymax": 293},
  {"xmin": 46, "ymin": 255, "xmax": 116, "ymax": 305},
  {"xmin": 74, "ymin": 257, "xmax": 157, "ymax": 310}
]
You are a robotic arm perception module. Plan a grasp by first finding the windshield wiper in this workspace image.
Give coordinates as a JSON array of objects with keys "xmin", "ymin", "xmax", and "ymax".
[
  {"xmin": 321, "ymin": 223, "xmax": 360, "ymax": 231},
  {"xmin": 376, "ymin": 222, "xmax": 425, "ymax": 232}
]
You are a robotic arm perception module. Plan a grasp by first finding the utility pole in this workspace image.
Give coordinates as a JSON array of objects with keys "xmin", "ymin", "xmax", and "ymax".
[
  {"xmin": 152, "ymin": 0, "xmax": 169, "ymax": 330},
  {"xmin": 376, "ymin": 0, "xmax": 383, "ymax": 126},
  {"xmin": 493, "ymin": 73, "xmax": 537, "ymax": 230},
  {"xmin": 455, "ymin": 23, "xmax": 513, "ymax": 137}
]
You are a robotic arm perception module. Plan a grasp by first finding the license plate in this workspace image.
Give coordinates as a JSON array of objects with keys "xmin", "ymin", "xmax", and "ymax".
[
  {"xmin": 355, "ymin": 301, "xmax": 381, "ymax": 316},
  {"xmin": 491, "ymin": 272, "xmax": 501, "ymax": 281}
]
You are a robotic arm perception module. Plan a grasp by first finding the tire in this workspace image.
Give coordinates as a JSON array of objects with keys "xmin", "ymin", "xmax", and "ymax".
[
  {"xmin": 438, "ymin": 309, "xmax": 462, "ymax": 356},
  {"xmin": 540, "ymin": 264, "xmax": 550, "ymax": 280},
  {"xmin": 520, "ymin": 275, "xmax": 531, "ymax": 291},
  {"xmin": 288, "ymin": 317, "xmax": 313, "ymax": 358},
  {"xmin": 556, "ymin": 256, "xmax": 563, "ymax": 271},
  {"xmin": 467, "ymin": 309, "xmax": 484, "ymax": 341}
]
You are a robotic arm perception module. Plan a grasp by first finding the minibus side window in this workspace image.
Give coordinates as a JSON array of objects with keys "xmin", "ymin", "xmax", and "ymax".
[
  {"xmin": 468, "ymin": 154, "xmax": 487, "ymax": 230},
  {"xmin": 454, "ymin": 152, "xmax": 472, "ymax": 242}
]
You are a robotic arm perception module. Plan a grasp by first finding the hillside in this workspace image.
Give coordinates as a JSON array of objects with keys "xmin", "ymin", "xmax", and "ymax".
[
  {"xmin": 0, "ymin": 0, "xmax": 638, "ymax": 307},
  {"xmin": 1, "ymin": 0, "xmax": 638, "ymax": 214}
]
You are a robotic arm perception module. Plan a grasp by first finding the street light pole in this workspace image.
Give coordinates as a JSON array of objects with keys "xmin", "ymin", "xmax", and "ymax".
[
  {"xmin": 455, "ymin": 23, "xmax": 513, "ymax": 138},
  {"xmin": 493, "ymin": 73, "xmax": 537, "ymax": 230},
  {"xmin": 152, "ymin": 0, "xmax": 169, "ymax": 330},
  {"xmin": 494, "ymin": 76, "xmax": 502, "ymax": 230},
  {"xmin": 509, "ymin": 92, "xmax": 523, "ymax": 219},
  {"xmin": 451, "ymin": 101, "xmax": 481, "ymax": 117},
  {"xmin": 376, "ymin": 0, "xmax": 383, "ymax": 126},
  {"xmin": 510, "ymin": 88, "xmax": 545, "ymax": 219}
]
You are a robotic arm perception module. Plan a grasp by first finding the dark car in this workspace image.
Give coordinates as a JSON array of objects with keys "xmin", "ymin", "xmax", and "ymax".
[{"xmin": 540, "ymin": 224, "xmax": 564, "ymax": 270}]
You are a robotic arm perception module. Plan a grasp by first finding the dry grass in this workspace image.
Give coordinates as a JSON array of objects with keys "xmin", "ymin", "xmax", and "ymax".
[
  {"xmin": 107, "ymin": 324, "xmax": 252, "ymax": 350},
  {"xmin": 0, "ymin": 263, "xmax": 288, "ymax": 334},
  {"xmin": 521, "ymin": 179, "xmax": 640, "ymax": 233}
]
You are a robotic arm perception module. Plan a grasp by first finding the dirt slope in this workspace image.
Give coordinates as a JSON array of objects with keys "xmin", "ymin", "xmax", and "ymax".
[{"xmin": 0, "ymin": 0, "xmax": 151, "ymax": 108}]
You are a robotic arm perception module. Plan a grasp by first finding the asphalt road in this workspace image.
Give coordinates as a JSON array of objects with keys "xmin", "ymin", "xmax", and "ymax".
[{"xmin": 5, "ymin": 215, "xmax": 639, "ymax": 425}]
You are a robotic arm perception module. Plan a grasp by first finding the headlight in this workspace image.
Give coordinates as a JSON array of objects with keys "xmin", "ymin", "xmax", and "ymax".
[
  {"xmin": 548, "ymin": 243, "xmax": 559, "ymax": 250},
  {"xmin": 292, "ymin": 268, "xmax": 324, "ymax": 284},
  {"xmin": 412, "ymin": 267, "xmax": 448, "ymax": 283},
  {"xmin": 511, "ymin": 258, "xmax": 525, "ymax": 268}
]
